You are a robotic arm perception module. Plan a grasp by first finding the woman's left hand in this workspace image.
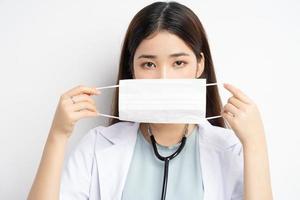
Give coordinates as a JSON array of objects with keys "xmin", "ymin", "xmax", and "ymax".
[{"xmin": 221, "ymin": 83, "xmax": 266, "ymax": 145}]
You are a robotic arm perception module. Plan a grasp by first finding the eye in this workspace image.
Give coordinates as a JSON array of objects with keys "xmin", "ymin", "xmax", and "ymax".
[
  {"xmin": 141, "ymin": 62, "xmax": 156, "ymax": 69},
  {"xmin": 174, "ymin": 60, "xmax": 187, "ymax": 67}
]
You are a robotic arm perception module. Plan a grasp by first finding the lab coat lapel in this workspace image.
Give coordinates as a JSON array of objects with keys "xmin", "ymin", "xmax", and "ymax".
[
  {"xmin": 95, "ymin": 122, "xmax": 139, "ymax": 200},
  {"xmin": 197, "ymin": 118, "xmax": 237, "ymax": 200},
  {"xmin": 199, "ymin": 140, "xmax": 224, "ymax": 200},
  {"xmin": 196, "ymin": 119, "xmax": 223, "ymax": 200}
]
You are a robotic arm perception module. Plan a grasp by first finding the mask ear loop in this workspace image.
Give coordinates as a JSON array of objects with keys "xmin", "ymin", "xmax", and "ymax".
[
  {"xmin": 95, "ymin": 85, "xmax": 120, "ymax": 119},
  {"xmin": 96, "ymin": 85, "xmax": 119, "ymax": 90},
  {"xmin": 205, "ymin": 82, "xmax": 224, "ymax": 120}
]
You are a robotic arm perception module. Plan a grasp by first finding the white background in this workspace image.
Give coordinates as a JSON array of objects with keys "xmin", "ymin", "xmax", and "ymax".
[{"xmin": 0, "ymin": 0, "xmax": 299, "ymax": 199}]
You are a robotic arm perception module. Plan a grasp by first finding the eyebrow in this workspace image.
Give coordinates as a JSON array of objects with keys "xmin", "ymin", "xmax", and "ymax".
[{"xmin": 137, "ymin": 52, "xmax": 190, "ymax": 59}]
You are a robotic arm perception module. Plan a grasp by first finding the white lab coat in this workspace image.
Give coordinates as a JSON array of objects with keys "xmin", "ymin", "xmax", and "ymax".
[{"xmin": 60, "ymin": 119, "xmax": 244, "ymax": 200}]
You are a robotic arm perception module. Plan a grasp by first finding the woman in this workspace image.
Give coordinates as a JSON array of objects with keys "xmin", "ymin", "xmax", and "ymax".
[{"xmin": 27, "ymin": 1, "xmax": 273, "ymax": 200}]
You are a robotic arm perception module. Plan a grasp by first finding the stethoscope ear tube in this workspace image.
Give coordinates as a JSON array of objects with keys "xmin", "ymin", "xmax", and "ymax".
[{"xmin": 149, "ymin": 126, "xmax": 187, "ymax": 200}]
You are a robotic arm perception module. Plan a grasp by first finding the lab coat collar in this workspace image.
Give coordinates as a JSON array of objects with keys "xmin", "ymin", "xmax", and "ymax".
[
  {"xmin": 96, "ymin": 118, "xmax": 238, "ymax": 200},
  {"xmin": 98, "ymin": 118, "xmax": 238, "ymax": 148},
  {"xmin": 99, "ymin": 118, "xmax": 212, "ymax": 145}
]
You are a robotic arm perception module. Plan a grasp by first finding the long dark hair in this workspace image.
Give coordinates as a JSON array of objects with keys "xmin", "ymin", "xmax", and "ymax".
[{"xmin": 108, "ymin": 1, "xmax": 228, "ymax": 128}]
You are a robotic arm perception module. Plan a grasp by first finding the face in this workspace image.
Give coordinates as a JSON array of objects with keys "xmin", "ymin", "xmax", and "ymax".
[{"xmin": 133, "ymin": 30, "xmax": 205, "ymax": 79}]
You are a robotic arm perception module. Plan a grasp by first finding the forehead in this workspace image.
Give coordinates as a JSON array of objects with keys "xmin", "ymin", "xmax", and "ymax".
[{"xmin": 134, "ymin": 31, "xmax": 194, "ymax": 57}]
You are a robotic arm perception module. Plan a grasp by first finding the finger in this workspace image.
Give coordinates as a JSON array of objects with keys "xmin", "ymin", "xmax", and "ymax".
[
  {"xmin": 64, "ymin": 85, "xmax": 100, "ymax": 98},
  {"xmin": 221, "ymin": 110, "xmax": 234, "ymax": 122},
  {"xmin": 73, "ymin": 110, "xmax": 99, "ymax": 120},
  {"xmin": 223, "ymin": 103, "xmax": 240, "ymax": 116},
  {"xmin": 71, "ymin": 102, "xmax": 98, "ymax": 113},
  {"xmin": 228, "ymin": 96, "xmax": 247, "ymax": 111},
  {"xmin": 223, "ymin": 83, "xmax": 252, "ymax": 104},
  {"xmin": 71, "ymin": 94, "xmax": 97, "ymax": 106}
]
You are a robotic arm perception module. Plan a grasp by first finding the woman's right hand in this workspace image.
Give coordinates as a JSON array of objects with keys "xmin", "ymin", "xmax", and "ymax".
[{"xmin": 49, "ymin": 85, "xmax": 101, "ymax": 139}]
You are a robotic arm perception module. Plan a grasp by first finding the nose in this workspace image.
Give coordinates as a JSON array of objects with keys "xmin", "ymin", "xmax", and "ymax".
[{"xmin": 158, "ymin": 65, "xmax": 168, "ymax": 79}]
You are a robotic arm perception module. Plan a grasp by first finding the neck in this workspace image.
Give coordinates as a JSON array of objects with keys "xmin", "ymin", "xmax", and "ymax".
[{"xmin": 140, "ymin": 123, "xmax": 197, "ymax": 147}]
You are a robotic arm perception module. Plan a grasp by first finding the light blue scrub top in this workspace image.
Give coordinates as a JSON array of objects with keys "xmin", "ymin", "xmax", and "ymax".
[{"xmin": 121, "ymin": 126, "xmax": 204, "ymax": 200}]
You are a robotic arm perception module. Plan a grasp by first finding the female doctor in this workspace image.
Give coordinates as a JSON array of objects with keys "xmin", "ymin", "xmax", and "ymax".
[{"xmin": 28, "ymin": 1, "xmax": 273, "ymax": 200}]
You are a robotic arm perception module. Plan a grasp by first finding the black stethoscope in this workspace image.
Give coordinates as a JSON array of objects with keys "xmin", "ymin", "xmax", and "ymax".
[{"xmin": 147, "ymin": 123, "xmax": 189, "ymax": 200}]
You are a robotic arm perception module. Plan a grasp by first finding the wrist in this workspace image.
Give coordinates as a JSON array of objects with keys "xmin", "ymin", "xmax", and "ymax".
[
  {"xmin": 48, "ymin": 129, "xmax": 70, "ymax": 144},
  {"xmin": 242, "ymin": 134, "xmax": 267, "ymax": 152}
]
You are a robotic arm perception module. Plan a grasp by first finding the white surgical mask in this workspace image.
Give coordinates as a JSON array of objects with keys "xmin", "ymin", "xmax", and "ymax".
[{"xmin": 96, "ymin": 78, "xmax": 223, "ymax": 123}]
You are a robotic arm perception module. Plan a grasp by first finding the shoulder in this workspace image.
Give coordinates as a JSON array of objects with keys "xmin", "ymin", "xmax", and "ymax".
[
  {"xmin": 85, "ymin": 121, "xmax": 137, "ymax": 148},
  {"xmin": 91, "ymin": 121, "xmax": 135, "ymax": 133},
  {"xmin": 200, "ymin": 122, "xmax": 243, "ymax": 156},
  {"xmin": 67, "ymin": 121, "xmax": 135, "ymax": 164},
  {"xmin": 85, "ymin": 121, "xmax": 134, "ymax": 139}
]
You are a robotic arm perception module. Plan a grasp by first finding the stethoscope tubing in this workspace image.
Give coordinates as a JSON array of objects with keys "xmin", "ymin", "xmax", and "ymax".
[{"xmin": 149, "ymin": 132, "xmax": 187, "ymax": 200}]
